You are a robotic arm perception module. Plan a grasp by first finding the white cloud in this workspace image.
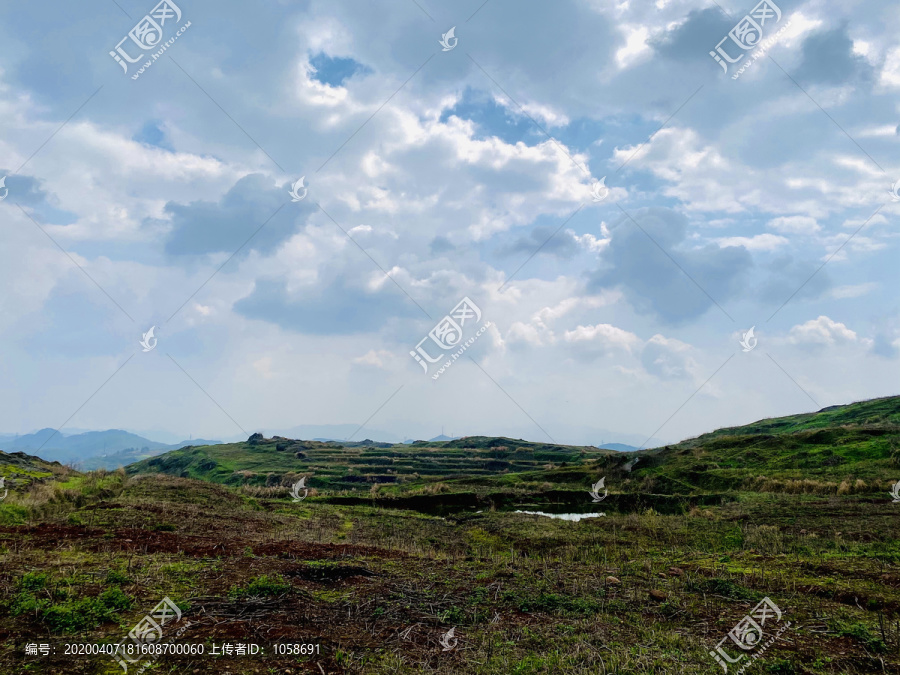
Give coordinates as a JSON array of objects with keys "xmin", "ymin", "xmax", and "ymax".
[
  {"xmin": 352, "ymin": 349, "xmax": 393, "ymax": 368},
  {"xmin": 716, "ymin": 233, "xmax": 789, "ymax": 251},
  {"xmin": 879, "ymin": 46, "xmax": 900, "ymax": 88},
  {"xmin": 640, "ymin": 334, "xmax": 699, "ymax": 380},
  {"xmin": 830, "ymin": 282, "xmax": 878, "ymax": 299},
  {"xmin": 253, "ymin": 356, "xmax": 275, "ymax": 379},
  {"xmin": 787, "ymin": 316, "xmax": 859, "ymax": 346},
  {"xmin": 563, "ymin": 323, "xmax": 641, "ymax": 352},
  {"xmin": 616, "ymin": 25, "xmax": 651, "ymax": 69},
  {"xmin": 768, "ymin": 216, "xmax": 820, "ymax": 234}
]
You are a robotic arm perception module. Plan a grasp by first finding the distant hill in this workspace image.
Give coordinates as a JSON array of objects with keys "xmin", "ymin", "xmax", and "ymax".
[
  {"xmin": 126, "ymin": 396, "xmax": 900, "ymax": 497},
  {"xmin": 76, "ymin": 439, "xmax": 223, "ymax": 470},
  {"xmin": 126, "ymin": 434, "xmax": 613, "ymax": 488},
  {"xmin": 0, "ymin": 429, "xmax": 221, "ymax": 467},
  {"xmin": 598, "ymin": 442, "xmax": 638, "ymax": 452}
]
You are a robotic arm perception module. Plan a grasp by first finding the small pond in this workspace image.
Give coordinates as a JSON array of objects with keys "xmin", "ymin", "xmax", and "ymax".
[{"xmin": 514, "ymin": 510, "xmax": 606, "ymax": 522}]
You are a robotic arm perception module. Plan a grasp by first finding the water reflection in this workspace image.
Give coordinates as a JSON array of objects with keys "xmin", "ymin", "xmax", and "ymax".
[{"xmin": 515, "ymin": 510, "xmax": 605, "ymax": 522}]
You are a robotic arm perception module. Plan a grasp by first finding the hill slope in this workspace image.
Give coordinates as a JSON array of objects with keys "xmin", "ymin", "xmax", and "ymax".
[
  {"xmin": 127, "ymin": 396, "xmax": 900, "ymax": 501},
  {"xmin": 127, "ymin": 434, "xmax": 614, "ymax": 491},
  {"xmin": 634, "ymin": 395, "xmax": 900, "ymax": 493}
]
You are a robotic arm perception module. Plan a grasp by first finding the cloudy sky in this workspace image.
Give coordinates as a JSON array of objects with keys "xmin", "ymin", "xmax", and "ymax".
[{"xmin": 0, "ymin": 0, "xmax": 897, "ymax": 447}]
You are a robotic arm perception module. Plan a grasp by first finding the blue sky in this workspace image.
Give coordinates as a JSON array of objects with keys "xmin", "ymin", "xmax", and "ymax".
[{"xmin": 0, "ymin": 0, "xmax": 898, "ymax": 447}]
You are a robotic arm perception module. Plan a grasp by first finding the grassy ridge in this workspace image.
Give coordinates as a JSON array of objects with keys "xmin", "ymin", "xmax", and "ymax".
[{"xmin": 126, "ymin": 397, "xmax": 900, "ymax": 502}]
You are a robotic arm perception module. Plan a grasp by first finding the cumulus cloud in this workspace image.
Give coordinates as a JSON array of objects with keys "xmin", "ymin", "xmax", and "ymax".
[
  {"xmin": 234, "ymin": 276, "xmax": 421, "ymax": 335},
  {"xmin": 0, "ymin": 0, "xmax": 895, "ymax": 444},
  {"xmin": 498, "ymin": 226, "xmax": 583, "ymax": 260},
  {"xmin": 563, "ymin": 323, "xmax": 641, "ymax": 355},
  {"xmin": 640, "ymin": 334, "xmax": 699, "ymax": 380},
  {"xmin": 588, "ymin": 207, "xmax": 752, "ymax": 323},
  {"xmin": 787, "ymin": 315, "xmax": 860, "ymax": 346},
  {"xmin": 793, "ymin": 24, "xmax": 874, "ymax": 87},
  {"xmin": 758, "ymin": 255, "xmax": 831, "ymax": 306},
  {"xmin": 163, "ymin": 174, "xmax": 315, "ymax": 256}
]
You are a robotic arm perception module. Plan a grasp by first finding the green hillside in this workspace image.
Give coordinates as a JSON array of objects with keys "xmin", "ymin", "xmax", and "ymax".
[
  {"xmin": 636, "ymin": 395, "xmax": 899, "ymax": 494},
  {"xmin": 127, "ymin": 434, "xmax": 615, "ymax": 492},
  {"xmin": 126, "ymin": 397, "xmax": 900, "ymax": 508}
]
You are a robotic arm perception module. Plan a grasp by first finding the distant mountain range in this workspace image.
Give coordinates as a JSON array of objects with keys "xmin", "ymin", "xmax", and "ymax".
[{"xmin": 0, "ymin": 429, "xmax": 222, "ymax": 469}]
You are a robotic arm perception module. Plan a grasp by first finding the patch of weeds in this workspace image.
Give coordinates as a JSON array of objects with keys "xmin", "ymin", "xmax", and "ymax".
[
  {"xmin": 515, "ymin": 592, "xmax": 601, "ymax": 615},
  {"xmin": 11, "ymin": 572, "xmax": 132, "ymax": 633},
  {"xmin": 40, "ymin": 588, "xmax": 133, "ymax": 632},
  {"xmin": 105, "ymin": 569, "xmax": 132, "ymax": 585},
  {"xmin": 312, "ymin": 589, "xmax": 351, "ymax": 603},
  {"xmin": 439, "ymin": 606, "xmax": 467, "ymax": 624},
  {"xmin": 153, "ymin": 523, "xmax": 176, "ymax": 532},
  {"xmin": 228, "ymin": 574, "xmax": 291, "ymax": 599},
  {"xmin": 160, "ymin": 562, "xmax": 202, "ymax": 582},
  {"xmin": 469, "ymin": 586, "xmax": 489, "ymax": 604},
  {"xmin": 19, "ymin": 572, "xmax": 49, "ymax": 592},
  {"xmin": 834, "ymin": 621, "xmax": 885, "ymax": 652},
  {"xmin": 688, "ymin": 577, "xmax": 758, "ymax": 601},
  {"xmin": 0, "ymin": 503, "xmax": 28, "ymax": 526}
]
